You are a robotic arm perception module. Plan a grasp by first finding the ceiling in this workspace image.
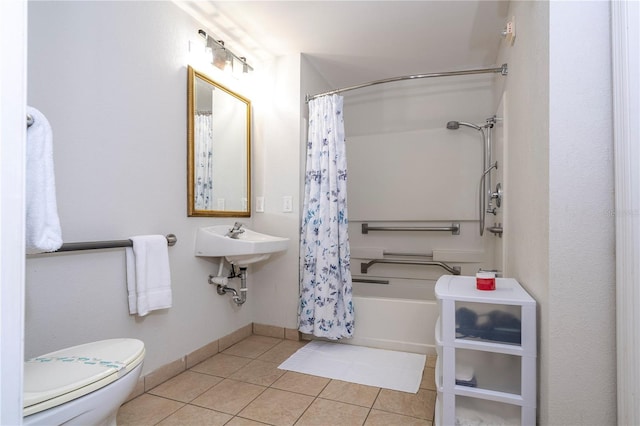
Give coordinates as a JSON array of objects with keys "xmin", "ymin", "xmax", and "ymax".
[{"xmin": 178, "ymin": 1, "xmax": 510, "ymax": 90}]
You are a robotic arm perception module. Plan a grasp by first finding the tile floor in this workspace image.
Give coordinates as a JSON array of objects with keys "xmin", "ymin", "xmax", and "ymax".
[{"xmin": 117, "ymin": 335, "xmax": 437, "ymax": 426}]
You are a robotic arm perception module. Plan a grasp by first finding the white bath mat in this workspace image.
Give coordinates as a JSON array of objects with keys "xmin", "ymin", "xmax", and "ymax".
[{"xmin": 278, "ymin": 340, "xmax": 426, "ymax": 393}]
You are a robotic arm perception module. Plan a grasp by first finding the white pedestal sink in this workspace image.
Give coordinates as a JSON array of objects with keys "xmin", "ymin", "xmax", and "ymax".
[{"xmin": 195, "ymin": 225, "xmax": 289, "ymax": 266}]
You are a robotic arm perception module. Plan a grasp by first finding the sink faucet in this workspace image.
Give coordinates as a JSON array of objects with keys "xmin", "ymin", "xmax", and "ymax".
[{"xmin": 226, "ymin": 222, "xmax": 245, "ymax": 239}]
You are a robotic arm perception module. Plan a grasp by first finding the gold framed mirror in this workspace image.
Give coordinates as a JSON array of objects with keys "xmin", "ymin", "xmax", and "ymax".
[{"xmin": 187, "ymin": 66, "xmax": 251, "ymax": 217}]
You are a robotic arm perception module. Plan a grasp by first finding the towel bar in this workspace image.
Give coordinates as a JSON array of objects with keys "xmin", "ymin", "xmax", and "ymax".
[{"xmin": 53, "ymin": 234, "xmax": 177, "ymax": 252}]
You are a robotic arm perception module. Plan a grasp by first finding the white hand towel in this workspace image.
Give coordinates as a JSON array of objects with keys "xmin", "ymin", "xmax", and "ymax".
[
  {"xmin": 126, "ymin": 235, "xmax": 172, "ymax": 316},
  {"xmin": 25, "ymin": 106, "xmax": 63, "ymax": 254}
]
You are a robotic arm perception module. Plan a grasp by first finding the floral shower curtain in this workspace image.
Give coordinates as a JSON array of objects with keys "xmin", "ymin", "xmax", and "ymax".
[
  {"xmin": 299, "ymin": 94, "xmax": 354, "ymax": 340},
  {"xmin": 194, "ymin": 112, "xmax": 214, "ymax": 210}
]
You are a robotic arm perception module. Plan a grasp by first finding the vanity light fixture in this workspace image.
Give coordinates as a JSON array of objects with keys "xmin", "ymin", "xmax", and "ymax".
[{"xmin": 198, "ymin": 29, "xmax": 253, "ymax": 74}]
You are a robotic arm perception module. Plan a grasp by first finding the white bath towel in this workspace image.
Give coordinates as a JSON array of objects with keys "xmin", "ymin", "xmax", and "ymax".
[
  {"xmin": 126, "ymin": 235, "xmax": 172, "ymax": 316},
  {"xmin": 25, "ymin": 106, "xmax": 63, "ymax": 254}
]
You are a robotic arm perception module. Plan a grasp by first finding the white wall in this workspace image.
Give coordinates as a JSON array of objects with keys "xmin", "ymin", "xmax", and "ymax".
[
  {"xmin": 1, "ymin": 0, "xmax": 27, "ymax": 422},
  {"xmin": 250, "ymin": 54, "xmax": 304, "ymax": 329},
  {"xmin": 497, "ymin": 1, "xmax": 616, "ymax": 424},
  {"xmin": 249, "ymin": 53, "xmax": 338, "ymax": 329},
  {"xmin": 25, "ymin": 1, "xmax": 259, "ymax": 375}
]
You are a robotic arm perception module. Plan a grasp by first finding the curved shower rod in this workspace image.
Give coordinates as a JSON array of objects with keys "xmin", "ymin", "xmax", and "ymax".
[{"xmin": 305, "ymin": 64, "xmax": 508, "ymax": 102}]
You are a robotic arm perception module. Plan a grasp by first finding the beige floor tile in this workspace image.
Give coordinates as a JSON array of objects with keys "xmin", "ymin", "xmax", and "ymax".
[
  {"xmin": 319, "ymin": 379, "xmax": 380, "ymax": 407},
  {"xmin": 372, "ymin": 388, "xmax": 435, "ymax": 420},
  {"xmin": 257, "ymin": 339, "xmax": 308, "ymax": 364},
  {"xmin": 420, "ymin": 367, "xmax": 436, "ymax": 391},
  {"xmin": 148, "ymin": 370, "xmax": 222, "ymax": 402},
  {"xmin": 426, "ymin": 354, "xmax": 437, "ymax": 369},
  {"xmin": 191, "ymin": 379, "xmax": 266, "ymax": 415},
  {"xmin": 238, "ymin": 388, "xmax": 314, "ymax": 426},
  {"xmin": 155, "ymin": 404, "xmax": 232, "ymax": 425},
  {"xmin": 365, "ymin": 409, "xmax": 432, "ymax": 426},
  {"xmin": 190, "ymin": 353, "xmax": 252, "ymax": 377},
  {"xmin": 228, "ymin": 359, "xmax": 286, "ymax": 386},
  {"xmin": 296, "ymin": 398, "xmax": 369, "ymax": 426},
  {"xmin": 226, "ymin": 417, "xmax": 270, "ymax": 426},
  {"xmin": 116, "ymin": 393, "xmax": 184, "ymax": 426},
  {"xmin": 222, "ymin": 335, "xmax": 283, "ymax": 358},
  {"xmin": 271, "ymin": 371, "xmax": 330, "ymax": 396}
]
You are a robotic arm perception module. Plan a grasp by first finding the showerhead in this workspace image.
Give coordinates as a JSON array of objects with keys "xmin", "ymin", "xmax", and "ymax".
[{"xmin": 446, "ymin": 120, "xmax": 483, "ymax": 131}]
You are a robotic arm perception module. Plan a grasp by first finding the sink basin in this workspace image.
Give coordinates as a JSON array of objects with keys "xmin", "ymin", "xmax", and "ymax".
[{"xmin": 195, "ymin": 225, "xmax": 289, "ymax": 266}]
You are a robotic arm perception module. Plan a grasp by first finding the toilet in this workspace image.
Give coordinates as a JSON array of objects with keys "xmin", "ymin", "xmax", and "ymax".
[{"xmin": 23, "ymin": 338, "xmax": 145, "ymax": 426}]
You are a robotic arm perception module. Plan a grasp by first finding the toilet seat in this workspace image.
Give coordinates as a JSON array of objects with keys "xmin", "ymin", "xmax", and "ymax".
[{"xmin": 24, "ymin": 338, "xmax": 145, "ymax": 416}]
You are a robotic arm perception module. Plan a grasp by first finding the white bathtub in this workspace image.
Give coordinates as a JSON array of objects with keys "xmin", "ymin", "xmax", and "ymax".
[{"xmin": 339, "ymin": 275, "xmax": 439, "ymax": 354}]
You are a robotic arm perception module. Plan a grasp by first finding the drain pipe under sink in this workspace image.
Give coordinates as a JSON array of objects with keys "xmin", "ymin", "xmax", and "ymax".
[{"xmin": 209, "ymin": 262, "xmax": 247, "ymax": 305}]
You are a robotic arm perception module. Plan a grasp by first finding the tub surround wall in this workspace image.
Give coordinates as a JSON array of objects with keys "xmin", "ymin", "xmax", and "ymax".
[{"xmin": 345, "ymin": 75, "xmax": 500, "ymax": 310}]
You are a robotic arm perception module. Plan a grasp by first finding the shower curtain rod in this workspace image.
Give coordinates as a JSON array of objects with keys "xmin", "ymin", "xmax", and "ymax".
[{"xmin": 305, "ymin": 63, "xmax": 508, "ymax": 102}]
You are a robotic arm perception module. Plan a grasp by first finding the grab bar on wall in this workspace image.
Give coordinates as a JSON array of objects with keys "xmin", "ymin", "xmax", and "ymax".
[
  {"xmin": 384, "ymin": 251, "xmax": 433, "ymax": 258},
  {"xmin": 352, "ymin": 278, "xmax": 390, "ymax": 285},
  {"xmin": 360, "ymin": 259, "xmax": 461, "ymax": 275},
  {"xmin": 52, "ymin": 234, "xmax": 177, "ymax": 252},
  {"xmin": 362, "ymin": 223, "xmax": 460, "ymax": 235}
]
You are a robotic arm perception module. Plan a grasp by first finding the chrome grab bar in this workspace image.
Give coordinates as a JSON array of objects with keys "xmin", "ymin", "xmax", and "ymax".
[
  {"xmin": 361, "ymin": 223, "xmax": 460, "ymax": 235},
  {"xmin": 352, "ymin": 278, "xmax": 390, "ymax": 285},
  {"xmin": 53, "ymin": 234, "xmax": 177, "ymax": 252},
  {"xmin": 360, "ymin": 259, "xmax": 461, "ymax": 275},
  {"xmin": 385, "ymin": 251, "xmax": 433, "ymax": 258}
]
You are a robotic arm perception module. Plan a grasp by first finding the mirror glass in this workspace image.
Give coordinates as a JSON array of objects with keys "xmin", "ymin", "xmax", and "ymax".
[{"xmin": 187, "ymin": 66, "xmax": 251, "ymax": 217}]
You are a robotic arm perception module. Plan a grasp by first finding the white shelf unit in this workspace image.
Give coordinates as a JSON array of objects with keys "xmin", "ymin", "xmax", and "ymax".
[{"xmin": 435, "ymin": 275, "xmax": 536, "ymax": 425}]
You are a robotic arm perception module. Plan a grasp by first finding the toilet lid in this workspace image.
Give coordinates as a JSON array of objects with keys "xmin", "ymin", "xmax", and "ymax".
[{"xmin": 23, "ymin": 338, "xmax": 145, "ymax": 416}]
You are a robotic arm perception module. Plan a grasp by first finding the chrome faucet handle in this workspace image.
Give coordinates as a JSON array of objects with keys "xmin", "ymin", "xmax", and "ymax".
[
  {"xmin": 490, "ymin": 183, "xmax": 503, "ymax": 207},
  {"xmin": 226, "ymin": 222, "xmax": 245, "ymax": 238}
]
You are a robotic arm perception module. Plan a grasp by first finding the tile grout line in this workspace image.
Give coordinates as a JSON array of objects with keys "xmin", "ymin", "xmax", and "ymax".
[{"xmin": 288, "ymin": 378, "xmax": 333, "ymax": 425}]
